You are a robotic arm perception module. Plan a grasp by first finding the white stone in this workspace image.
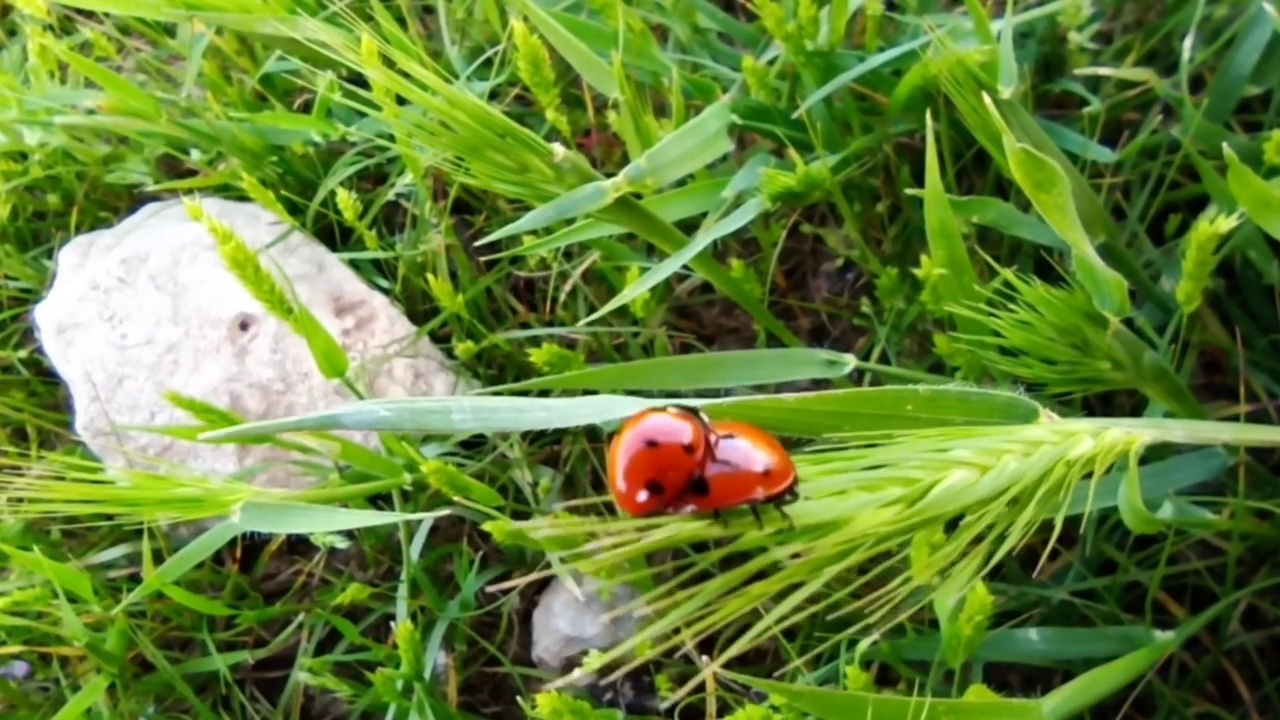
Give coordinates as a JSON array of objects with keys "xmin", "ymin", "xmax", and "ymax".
[
  {"xmin": 32, "ymin": 197, "xmax": 469, "ymax": 500},
  {"xmin": 531, "ymin": 572, "xmax": 643, "ymax": 678}
]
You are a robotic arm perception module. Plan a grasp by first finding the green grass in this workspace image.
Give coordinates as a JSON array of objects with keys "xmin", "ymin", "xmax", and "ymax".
[{"xmin": 3, "ymin": 0, "xmax": 1280, "ymax": 718}]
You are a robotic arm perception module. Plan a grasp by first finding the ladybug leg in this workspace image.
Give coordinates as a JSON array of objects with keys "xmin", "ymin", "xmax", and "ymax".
[
  {"xmin": 749, "ymin": 504, "xmax": 764, "ymax": 530},
  {"xmin": 772, "ymin": 503, "xmax": 796, "ymax": 531}
]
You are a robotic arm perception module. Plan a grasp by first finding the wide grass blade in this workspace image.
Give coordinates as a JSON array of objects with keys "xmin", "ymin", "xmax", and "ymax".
[
  {"xmin": 516, "ymin": 0, "xmax": 618, "ymax": 98},
  {"xmin": 232, "ymin": 501, "xmax": 448, "ymax": 534},
  {"xmin": 479, "ymin": 177, "xmax": 730, "ymax": 256},
  {"xmin": 1060, "ymin": 447, "xmax": 1230, "ymax": 517},
  {"xmin": 200, "ymin": 386, "xmax": 1047, "ymax": 440},
  {"xmin": 723, "ymin": 671, "xmax": 1043, "ymax": 720},
  {"xmin": 1040, "ymin": 578, "xmax": 1280, "ymax": 720},
  {"xmin": 577, "ymin": 196, "xmax": 768, "ymax": 325},
  {"xmin": 476, "ymin": 348, "xmax": 857, "ymax": 393},
  {"xmin": 481, "ymin": 99, "xmax": 735, "ymax": 244},
  {"xmin": 0, "ymin": 544, "xmax": 98, "ymax": 605},
  {"xmin": 117, "ymin": 520, "xmax": 243, "ymax": 612},
  {"xmin": 983, "ymin": 95, "xmax": 1131, "ymax": 317},
  {"xmin": 1223, "ymin": 144, "xmax": 1280, "ymax": 241},
  {"xmin": 922, "ymin": 110, "xmax": 984, "ymax": 336},
  {"xmin": 870, "ymin": 626, "xmax": 1167, "ymax": 666}
]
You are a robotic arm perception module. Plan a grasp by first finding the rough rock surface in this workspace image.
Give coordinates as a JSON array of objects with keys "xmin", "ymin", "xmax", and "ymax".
[
  {"xmin": 531, "ymin": 572, "xmax": 643, "ymax": 678},
  {"xmin": 32, "ymin": 197, "xmax": 468, "ymax": 497}
]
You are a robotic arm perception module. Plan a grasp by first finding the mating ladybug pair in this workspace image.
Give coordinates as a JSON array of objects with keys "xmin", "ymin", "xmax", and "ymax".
[{"xmin": 605, "ymin": 405, "xmax": 799, "ymax": 525}]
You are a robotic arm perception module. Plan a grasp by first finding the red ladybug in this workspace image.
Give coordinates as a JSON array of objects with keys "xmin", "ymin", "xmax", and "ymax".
[
  {"xmin": 606, "ymin": 405, "xmax": 714, "ymax": 517},
  {"xmin": 669, "ymin": 420, "xmax": 798, "ymax": 526}
]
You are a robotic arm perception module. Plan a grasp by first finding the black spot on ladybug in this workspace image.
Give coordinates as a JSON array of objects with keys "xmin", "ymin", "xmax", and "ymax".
[
  {"xmin": 644, "ymin": 480, "xmax": 666, "ymax": 496},
  {"xmin": 761, "ymin": 467, "xmax": 773, "ymax": 477},
  {"xmin": 687, "ymin": 475, "xmax": 710, "ymax": 497},
  {"xmin": 643, "ymin": 438, "xmax": 660, "ymax": 448},
  {"xmin": 681, "ymin": 442, "xmax": 696, "ymax": 455}
]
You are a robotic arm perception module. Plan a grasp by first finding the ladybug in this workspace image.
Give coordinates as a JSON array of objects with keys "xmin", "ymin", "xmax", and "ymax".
[
  {"xmin": 669, "ymin": 420, "xmax": 798, "ymax": 527},
  {"xmin": 606, "ymin": 405, "xmax": 715, "ymax": 517}
]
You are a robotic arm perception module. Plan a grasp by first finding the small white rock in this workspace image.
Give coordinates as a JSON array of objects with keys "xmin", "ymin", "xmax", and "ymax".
[
  {"xmin": 531, "ymin": 572, "xmax": 643, "ymax": 679},
  {"xmin": 32, "ymin": 197, "xmax": 469, "ymax": 502}
]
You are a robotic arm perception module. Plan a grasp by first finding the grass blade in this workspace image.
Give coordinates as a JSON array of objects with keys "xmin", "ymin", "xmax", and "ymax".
[
  {"xmin": 0, "ymin": 544, "xmax": 98, "ymax": 605},
  {"xmin": 616, "ymin": 97, "xmax": 735, "ymax": 191},
  {"xmin": 984, "ymin": 96, "xmax": 1131, "ymax": 317},
  {"xmin": 922, "ymin": 110, "xmax": 983, "ymax": 335},
  {"xmin": 871, "ymin": 626, "xmax": 1167, "ymax": 666},
  {"xmin": 479, "ymin": 177, "xmax": 730, "ymax": 256},
  {"xmin": 723, "ymin": 672, "xmax": 1043, "ymax": 720},
  {"xmin": 577, "ymin": 196, "xmax": 768, "ymax": 326},
  {"xmin": 117, "ymin": 521, "xmax": 243, "ymax": 612},
  {"xmin": 516, "ymin": 0, "xmax": 619, "ymax": 97},
  {"xmin": 477, "ymin": 348, "xmax": 857, "ymax": 392},
  {"xmin": 200, "ymin": 386, "xmax": 1046, "ymax": 441},
  {"xmin": 1223, "ymin": 144, "xmax": 1280, "ymax": 241},
  {"xmin": 49, "ymin": 675, "xmax": 111, "ymax": 720},
  {"xmin": 233, "ymin": 501, "xmax": 449, "ymax": 534}
]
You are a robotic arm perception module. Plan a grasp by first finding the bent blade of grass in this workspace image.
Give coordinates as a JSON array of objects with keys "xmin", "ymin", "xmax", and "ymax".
[
  {"xmin": 517, "ymin": 0, "xmax": 619, "ymax": 97},
  {"xmin": 479, "ymin": 180, "xmax": 621, "ymax": 244},
  {"xmin": 231, "ymin": 500, "xmax": 450, "ymax": 534},
  {"xmin": 577, "ymin": 196, "xmax": 768, "ymax": 326},
  {"xmin": 117, "ymin": 520, "xmax": 243, "ymax": 613},
  {"xmin": 482, "ymin": 96, "xmax": 735, "ymax": 244},
  {"xmin": 199, "ymin": 386, "xmax": 1046, "ymax": 441},
  {"xmin": 1035, "ymin": 118, "xmax": 1118, "ymax": 164},
  {"xmin": 476, "ymin": 348, "xmax": 857, "ymax": 393},
  {"xmin": 922, "ymin": 110, "xmax": 984, "ymax": 337},
  {"xmin": 49, "ymin": 675, "xmax": 112, "ymax": 720},
  {"xmin": 870, "ymin": 626, "xmax": 1168, "ymax": 666},
  {"xmin": 479, "ymin": 176, "xmax": 730, "ymax": 256},
  {"xmin": 1223, "ymin": 144, "xmax": 1280, "ymax": 241},
  {"xmin": 723, "ymin": 672, "xmax": 1043, "ymax": 719},
  {"xmin": 1202, "ymin": 2, "xmax": 1274, "ymax": 125},
  {"xmin": 1059, "ymin": 447, "xmax": 1230, "ymax": 518},
  {"xmin": 1041, "ymin": 578, "xmax": 1280, "ymax": 720},
  {"xmin": 615, "ymin": 97, "xmax": 735, "ymax": 191},
  {"xmin": 795, "ymin": 34, "xmax": 934, "ymax": 116},
  {"xmin": 939, "ymin": 193, "xmax": 1066, "ymax": 250},
  {"xmin": 983, "ymin": 95, "xmax": 1131, "ymax": 317},
  {"xmin": 0, "ymin": 544, "xmax": 98, "ymax": 605}
]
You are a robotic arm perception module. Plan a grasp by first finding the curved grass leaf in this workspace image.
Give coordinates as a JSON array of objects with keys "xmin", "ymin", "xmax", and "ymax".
[
  {"xmin": 0, "ymin": 544, "xmax": 98, "ymax": 605},
  {"xmin": 922, "ymin": 110, "xmax": 983, "ymax": 336},
  {"xmin": 869, "ymin": 626, "xmax": 1165, "ymax": 666},
  {"xmin": 1202, "ymin": 2, "xmax": 1275, "ymax": 125},
  {"xmin": 1034, "ymin": 118, "xmax": 1118, "ymax": 164},
  {"xmin": 516, "ymin": 0, "xmax": 618, "ymax": 97},
  {"xmin": 1060, "ymin": 447, "xmax": 1230, "ymax": 517},
  {"xmin": 1223, "ymin": 144, "xmax": 1280, "ymax": 241},
  {"xmin": 946, "ymin": 194, "xmax": 1066, "ymax": 249},
  {"xmin": 231, "ymin": 501, "xmax": 448, "ymax": 534},
  {"xmin": 477, "ymin": 348, "xmax": 857, "ymax": 393},
  {"xmin": 481, "ymin": 180, "xmax": 620, "ymax": 244},
  {"xmin": 722, "ymin": 672, "xmax": 1043, "ymax": 720},
  {"xmin": 50, "ymin": 675, "xmax": 111, "ymax": 720},
  {"xmin": 577, "ymin": 196, "xmax": 768, "ymax": 325},
  {"xmin": 703, "ymin": 386, "xmax": 1043, "ymax": 436},
  {"xmin": 988, "ymin": 109, "xmax": 1131, "ymax": 317},
  {"xmin": 795, "ymin": 34, "xmax": 933, "ymax": 116},
  {"xmin": 615, "ymin": 98, "xmax": 735, "ymax": 191},
  {"xmin": 480, "ymin": 177, "xmax": 729, "ymax": 256},
  {"xmin": 118, "ymin": 520, "xmax": 243, "ymax": 612},
  {"xmin": 200, "ymin": 386, "xmax": 1045, "ymax": 441},
  {"xmin": 1037, "ymin": 579, "xmax": 1280, "ymax": 720}
]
